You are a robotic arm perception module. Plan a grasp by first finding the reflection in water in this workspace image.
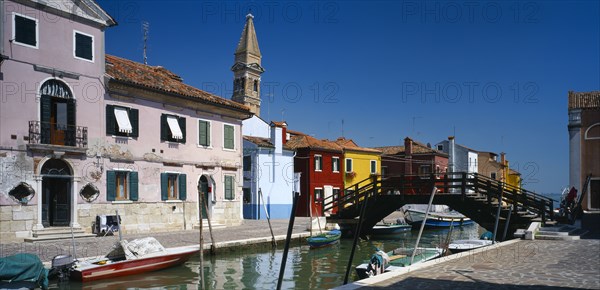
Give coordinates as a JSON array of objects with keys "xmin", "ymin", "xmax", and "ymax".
[{"xmin": 50, "ymin": 224, "xmax": 483, "ymax": 289}]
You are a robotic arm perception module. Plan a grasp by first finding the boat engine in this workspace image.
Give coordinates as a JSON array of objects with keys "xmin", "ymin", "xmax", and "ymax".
[{"xmin": 48, "ymin": 254, "xmax": 74, "ymax": 282}]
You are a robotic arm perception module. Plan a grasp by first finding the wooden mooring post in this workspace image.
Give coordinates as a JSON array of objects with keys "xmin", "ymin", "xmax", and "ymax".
[
  {"xmin": 259, "ymin": 188, "xmax": 277, "ymax": 247},
  {"xmin": 197, "ymin": 184, "xmax": 205, "ymax": 290},
  {"xmin": 276, "ymin": 191, "xmax": 300, "ymax": 290},
  {"xmin": 343, "ymin": 189, "xmax": 370, "ymax": 285}
]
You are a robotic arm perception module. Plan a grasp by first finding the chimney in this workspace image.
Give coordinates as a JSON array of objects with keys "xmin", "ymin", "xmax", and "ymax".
[
  {"xmin": 282, "ymin": 124, "xmax": 287, "ymax": 145},
  {"xmin": 271, "ymin": 124, "xmax": 283, "ymax": 154},
  {"xmin": 404, "ymin": 137, "xmax": 413, "ymax": 174},
  {"xmin": 448, "ymin": 136, "xmax": 455, "ymax": 173},
  {"xmin": 500, "ymin": 152, "xmax": 506, "ymax": 166}
]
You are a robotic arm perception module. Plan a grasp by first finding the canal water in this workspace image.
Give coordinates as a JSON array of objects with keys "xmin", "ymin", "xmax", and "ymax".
[{"xmin": 50, "ymin": 224, "xmax": 484, "ymax": 289}]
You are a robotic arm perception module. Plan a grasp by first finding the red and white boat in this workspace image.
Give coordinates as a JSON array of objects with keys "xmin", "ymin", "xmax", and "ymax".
[{"xmin": 66, "ymin": 237, "xmax": 199, "ymax": 282}]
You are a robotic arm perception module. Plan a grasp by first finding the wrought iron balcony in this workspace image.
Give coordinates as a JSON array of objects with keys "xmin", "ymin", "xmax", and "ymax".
[{"xmin": 28, "ymin": 121, "xmax": 88, "ymax": 148}]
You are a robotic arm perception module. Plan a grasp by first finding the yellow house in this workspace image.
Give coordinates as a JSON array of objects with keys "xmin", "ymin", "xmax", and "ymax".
[{"xmin": 334, "ymin": 138, "xmax": 382, "ymax": 191}]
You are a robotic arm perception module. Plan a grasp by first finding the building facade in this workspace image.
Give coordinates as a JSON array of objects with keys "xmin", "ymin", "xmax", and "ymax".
[
  {"xmin": 377, "ymin": 137, "xmax": 448, "ymax": 177},
  {"xmin": 0, "ymin": 0, "xmax": 252, "ymax": 242},
  {"xmin": 0, "ymin": 0, "xmax": 116, "ymax": 242},
  {"xmin": 242, "ymin": 118, "xmax": 295, "ymax": 219},
  {"xmin": 102, "ymin": 55, "xmax": 251, "ymax": 232},
  {"xmin": 334, "ymin": 138, "xmax": 382, "ymax": 191},
  {"xmin": 568, "ymin": 91, "xmax": 600, "ymax": 211},
  {"xmin": 286, "ymin": 135, "xmax": 344, "ymax": 217}
]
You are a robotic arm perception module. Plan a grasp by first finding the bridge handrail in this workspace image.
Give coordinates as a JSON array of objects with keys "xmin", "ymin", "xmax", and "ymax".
[{"xmin": 324, "ymin": 172, "xmax": 554, "ymax": 222}]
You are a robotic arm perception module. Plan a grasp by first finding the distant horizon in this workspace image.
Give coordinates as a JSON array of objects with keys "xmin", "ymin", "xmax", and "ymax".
[{"xmin": 97, "ymin": 0, "xmax": 600, "ymax": 194}]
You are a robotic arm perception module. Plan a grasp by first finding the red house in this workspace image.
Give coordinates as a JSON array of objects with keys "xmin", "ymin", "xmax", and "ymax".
[
  {"xmin": 286, "ymin": 135, "xmax": 344, "ymax": 217},
  {"xmin": 376, "ymin": 137, "xmax": 449, "ymax": 176}
]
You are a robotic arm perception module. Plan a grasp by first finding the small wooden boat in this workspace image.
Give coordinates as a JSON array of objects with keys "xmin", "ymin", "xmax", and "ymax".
[
  {"xmin": 0, "ymin": 253, "xmax": 49, "ymax": 290},
  {"xmin": 404, "ymin": 208, "xmax": 474, "ymax": 228},
  {"xmin": 60, "ymin": 237, "xmax": 198, "ymax": 282},
  {"xmin": 448, "ymin": 239, "xmax": 493, "ymax": 253},
  {"xmin": 448, "ymin": 232, "xmax": 494, "ymax": 253},
  {"xmin": 370, "ymin": 223, "xmax": 412, "ymax": 237},
  {"xmin": 307, "ymin": 230, "xmax": 341, "ymax": 249},
  {"xmin": 355, "ymin": 247, "xmax": 443, "ymax": 279}
]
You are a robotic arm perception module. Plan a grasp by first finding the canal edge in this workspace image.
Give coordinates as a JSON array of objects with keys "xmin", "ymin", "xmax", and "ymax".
[{"xmin": 332, "ymin": 238, "xmax": 523, "ymax": 290}]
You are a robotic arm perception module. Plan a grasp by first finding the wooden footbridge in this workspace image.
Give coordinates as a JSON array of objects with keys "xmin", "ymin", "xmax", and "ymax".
[{"xmin": 323, "ymin": 173, "xmax": 555, "ymax": 240}]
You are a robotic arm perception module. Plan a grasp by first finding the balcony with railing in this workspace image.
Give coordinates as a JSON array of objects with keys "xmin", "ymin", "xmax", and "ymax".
[{"xmin": 28, "ymin": 121, "xmax": 88, "ymax": 153}]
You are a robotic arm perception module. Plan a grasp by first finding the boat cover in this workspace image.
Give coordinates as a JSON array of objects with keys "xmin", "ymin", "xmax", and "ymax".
[
  {"xmin": 0, "ymin": 253, "xmax": 49, "ymax": 289},
  {"xmin": 106, "ymin": 237, "xmax": 166, "ymax": 260}
]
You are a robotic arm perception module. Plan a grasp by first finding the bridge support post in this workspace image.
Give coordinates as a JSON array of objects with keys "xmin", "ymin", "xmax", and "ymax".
[
  {"xmin": 461, "ymin": 172, "xmax": 467, "ymax": 198},
  {"xmin": 502, "ymin": 204, "xmax": 514, "ymax": 241},
  {"xmin": 492, "ymin": 189, "xmax": 504, "ymax": 243},
  {"xmin": 343, "ymin": 189, "xmax": 370, "ymax": 285}
]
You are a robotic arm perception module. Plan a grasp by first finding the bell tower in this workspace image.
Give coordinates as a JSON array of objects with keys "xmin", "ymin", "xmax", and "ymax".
[{"xmin": 232, "ymin": 13, "xmax": 264, "ymax": 116}]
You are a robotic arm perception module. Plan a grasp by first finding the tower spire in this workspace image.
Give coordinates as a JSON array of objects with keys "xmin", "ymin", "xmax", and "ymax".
[{"xmin": 232, "ymin": 12, "xmax": 264, "ymax": 116}]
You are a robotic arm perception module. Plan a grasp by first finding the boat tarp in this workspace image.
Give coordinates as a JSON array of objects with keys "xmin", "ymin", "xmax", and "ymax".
[
  {"xmin": 0, "ymin": 253, "xmax": 49, "ymax": 289},
  {"xmin": 106, "ymin": 237, "xmax": 166, "ymax": 260}
]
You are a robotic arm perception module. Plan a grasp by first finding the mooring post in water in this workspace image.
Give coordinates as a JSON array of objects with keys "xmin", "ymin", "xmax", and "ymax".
[
  {"xmin": 70, "ymin": 224, "xmax": 77, "ymax": 261},
  {"xmin": 277, "ymin": 191, "xmax": 300, "ymax": 290},
  {"xmin": 198, "ymin": 184, "xmax": 205, "ymax": 290},
  {"xmin": 200, "ymin": 191, "xmax": 217, "ymax": 255},
  {"xmin": 502, "ymin": 203, "xmax": 514, "ymax": 241},
  {"xmin": 411, "ymin": 187, "xmax": 437, "ymax": 265},
  {"xmin": 343, "ymin": 190, "xmax": 370, "ymax": 285},
  {"xmin": 115, "ymin": 209, "xmax": 122, "ymax": 242},
  {"xmin": 492, "ymin": 190, "xmax": 504, "ymax": 243},
  {"xmin": 259, "ymin": 188, "xmax": 277, "ymax": 247}
]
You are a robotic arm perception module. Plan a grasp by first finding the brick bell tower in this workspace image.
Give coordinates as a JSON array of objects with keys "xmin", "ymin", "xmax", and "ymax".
[{"xmin": 232, "ymin": 13, "xmax": 264, "ymax": 116}]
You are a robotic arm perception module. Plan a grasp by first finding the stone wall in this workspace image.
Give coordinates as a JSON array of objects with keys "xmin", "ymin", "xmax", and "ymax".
[
  {"xmin": 0, "ymin": 204, "xmax": 36, "ymax": 243},
  {"xmin": 0, "ymin": 199, "xmax": 245, "ymax": 243}
]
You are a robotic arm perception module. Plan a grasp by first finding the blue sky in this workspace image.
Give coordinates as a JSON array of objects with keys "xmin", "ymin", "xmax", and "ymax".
[{"xmin": 97, "ymin": 0, "xmax": 599, "ymax": 194}]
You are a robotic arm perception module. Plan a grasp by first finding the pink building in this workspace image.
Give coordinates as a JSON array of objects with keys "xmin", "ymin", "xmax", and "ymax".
[{"xmin": 0, "ymin": 0, "xmax": 250, "ymax": 242}]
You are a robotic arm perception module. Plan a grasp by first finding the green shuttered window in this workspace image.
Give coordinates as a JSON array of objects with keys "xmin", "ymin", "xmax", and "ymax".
[
  {"xmin": 198, "ymin": 120, "xmax": 210, "ymax": 146},
  {"xmin": 160, "ymin": 173, "xmax": 187, "ymax": 201},
  {"xmin": 14, "ymin": 14, "xmax": 37, "ymax": 47},
  {"xmin": 161, "ymin": 114, "xmax": 186, "ymax": 143},
  {"xmin": 224, "ymin": 175, "xmax": 234, "ymax": 200},
  {"xmin": 224, "ymin": 124, "xmax": 234, "ymax": 149},
  {"xmin": 75, "ymin": 32, "xmax": 93, "ymax": 61},
  {"xmin": 106, "ymin": 170, "xmax": 138, "ymax": 201},
  {"xmin": 106, "ymin": 105, "xmax": 139, "ymax": 137}
]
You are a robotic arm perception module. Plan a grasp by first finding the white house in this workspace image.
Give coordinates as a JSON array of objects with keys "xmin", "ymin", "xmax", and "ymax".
[{"xmin": 242, "ymin": 117, "xmax": 294, "ymax": 219}]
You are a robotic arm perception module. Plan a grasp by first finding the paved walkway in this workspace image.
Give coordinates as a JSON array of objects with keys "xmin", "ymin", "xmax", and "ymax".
[
  {"xmin": 0, "ymin": 218, "xmax": 312, "ymax": 262},
  {"xmin": 340, "ymin": 238, "xmax": 600, "ymax": 290}
]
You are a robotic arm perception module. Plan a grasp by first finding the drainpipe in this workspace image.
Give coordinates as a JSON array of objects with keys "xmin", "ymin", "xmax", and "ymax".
[
  {"xmin": 448, "ymin": 136, "xmax": 455, "ymax": 173},
  {"xmin": 448, "ymin": 136, "xmax": 456, "ymax": 193},
  {"xmin": 0, "ymin": 0, "xmax": 4, "ymax": 56}
]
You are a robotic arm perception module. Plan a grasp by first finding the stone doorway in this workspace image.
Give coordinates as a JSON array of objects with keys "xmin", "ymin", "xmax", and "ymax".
[
  {"xmin": 41, "ymin": 159, "xmax": 72, "ymax": 227},
  {"xmin": 199, "ymin": 175, "xmax": 211, "ymax": 219}
]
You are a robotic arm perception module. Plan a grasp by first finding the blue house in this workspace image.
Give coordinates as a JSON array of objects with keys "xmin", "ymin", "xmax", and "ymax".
[{"xmin": 242, "ymin": 117, "xmax": 295, "ymax": 219}]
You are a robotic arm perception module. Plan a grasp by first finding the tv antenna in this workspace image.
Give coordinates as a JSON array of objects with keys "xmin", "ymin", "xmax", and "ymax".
[{"xmin": 142, "ymin": 21, "xmax": 150, "ymax": 65}]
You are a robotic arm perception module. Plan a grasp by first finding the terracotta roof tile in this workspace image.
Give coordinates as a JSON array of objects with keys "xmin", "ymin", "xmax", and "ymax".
[
  {"xmin": 286, "ymin": 135, "xmax": 343, "ymax": 152},
  {"xmin": 375, "ymin": 140, "xmax": 447, "ymax": 156},
  {"xmin": 243, "ymin": 136, "xmax": 274, "ymax": 148},
  {"xmin": 286, "ymin": 129, "xmax": 306, "ymax": 136},
  {"xmin": 105, "ymin": 55, "xmax": 250, "ymax": 112},
  {"xmin": 270, "ymin": 121, "xmax": 287, "ymax": 127},
  {"xmin": 334, "ymin": 137, "xmax": 382, "ymax": 154}
]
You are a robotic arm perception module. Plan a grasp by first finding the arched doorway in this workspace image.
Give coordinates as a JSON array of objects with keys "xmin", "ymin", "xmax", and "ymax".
[
  {"xmin": 198, "ymin": 175, "xmax": 211, "ymax": 219},
  {"xmin": 41, "ymin": 159, "xmax": 72, "ymax": 227},
  {"xmin": 39, "ymin": 79, "xmax": 76, "ymax": 146}
]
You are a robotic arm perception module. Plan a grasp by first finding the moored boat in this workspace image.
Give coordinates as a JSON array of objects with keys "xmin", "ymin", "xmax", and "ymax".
[
  {"xmin": 403, "ymin": 208, "xmax": 474, "ymax": 228},
  {"xmin": 448, "ymin": 232, "xmax": 494, "ymax": 253},
  {"xmin": 355, "ymin": 247, "xmax": 443, "ymax": 279},
  {"xmin": 51, "ymin": 237, "xmax": 199, "ymax": 283},
  {"xmin": 0, "ymin": 253, "xmax": 49, "ymax": 290},
  {"xmin": 370, "ymin": 223, "xmax": 412, "ymax": 237},
  {"xmin": 307, "ymin": 230, "xmax": 341, "ymax": 249}
]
